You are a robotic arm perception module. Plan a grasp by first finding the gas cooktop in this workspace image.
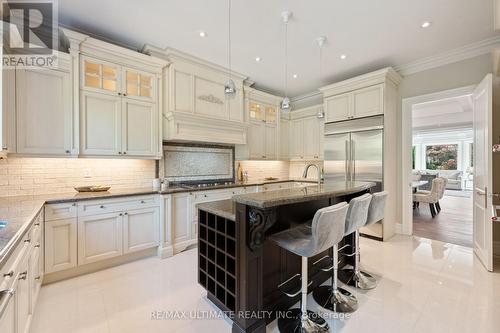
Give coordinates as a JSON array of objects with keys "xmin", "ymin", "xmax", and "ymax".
[{"xmin": 178, "ymin": 181, "xmax": 236, "ymax": 189}]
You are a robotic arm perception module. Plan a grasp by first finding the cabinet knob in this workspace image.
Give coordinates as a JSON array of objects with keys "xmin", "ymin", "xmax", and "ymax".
[
  {"xmin": 100, "ymin": 205, "xmax": 105, "ymax": 209},
  {"xmin": 141, "ymin": 200, "xmax": 146, "ymax": 204},
  {"xmin": 204, "ymin": 195, "xmax": 207, "ymax": 198},
  {"xmin": 124, "ymin": 212, "xmax": 128, "ymax": 215},
  {"xmin": 65, "ymin": 150, "xmax": 71, "ymax": 154},
  {"xmin": 123, "ymin": 93, "xmax": 127, "ymax": 97},
  {"xmin": 123, "ymin": 152, "xmax": 127, "ymax": 155},
  {"xmin": 119, "ymin": 213, "xmax": 123, "ymax": 216},
  {"xmin": 118, "ymin": 152, "xmax": 122, "ymax": 154},
  {"xmin": 72, "ymin": 203, "xmax": 76, "ymax": 207},
  {"xmin": 118, "ymin": 92, "xmax": 122, "ymax": 96}
]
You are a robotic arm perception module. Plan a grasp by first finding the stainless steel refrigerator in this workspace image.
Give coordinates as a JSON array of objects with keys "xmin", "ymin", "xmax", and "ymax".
[{"xmin": 324, "ymin": 115, "xmax": 384, "ymax": 240}]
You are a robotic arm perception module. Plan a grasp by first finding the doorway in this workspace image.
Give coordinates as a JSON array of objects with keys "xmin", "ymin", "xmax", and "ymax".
[{"xmin": 401, "ymin": 86, "xmax": 476, "ymax": 247}]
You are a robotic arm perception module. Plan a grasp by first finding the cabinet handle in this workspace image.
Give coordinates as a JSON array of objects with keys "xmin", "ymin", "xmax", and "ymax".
[
  {"xmin": 34, "ymin": 223, "xmax": 40, "ymax": 226},
  {"xmin": 3, "ymin": 271, "xmax": 13, "ymax": 278},
  {"xmin": 35, "ymin": 276, "xmax": 41, "ymax": 281},
  {"xmin": 0, "ymin": 289, "xmax": 15, "ymax": 318},
  {"xmin": 34, "ymin": 244, "xmax": 40, "ymax": 248},
  {"xmin": 19, "ymin": 271, "xmax": 27, "ymax": 280},
  {"xmin": 72, "ymin": 203, "xmax": 76, "ymax": 207},
  {"xmin": 24, "ymin": 239, "xmax": 31, "ymax": 243}
]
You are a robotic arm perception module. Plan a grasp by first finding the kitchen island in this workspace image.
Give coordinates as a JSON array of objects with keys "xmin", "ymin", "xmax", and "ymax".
[{"xmin": 197, "ymin": 181, "xmax": 375, "ymax": 333}]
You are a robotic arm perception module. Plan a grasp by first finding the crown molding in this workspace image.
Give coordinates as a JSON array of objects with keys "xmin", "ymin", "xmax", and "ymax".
[
  {"xmin": 290, "ymin": 90, "xmax": 322, "ymax": 103},
  {"xmin": 395, "ymin": 36, "xmax": 500, "ymax": 76}
]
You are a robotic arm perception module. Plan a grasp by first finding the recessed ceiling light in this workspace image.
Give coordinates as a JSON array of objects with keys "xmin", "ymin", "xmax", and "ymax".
[
  {"xmin": 255, "ymin": 57, "xmax": 261, "ymax": 62},
  {"xmin": 199, "ymin": 31, "xmax": 207, "ymax": 37},
  {"xmin": 421, "ymin": 21, "xmax": 432, "ymax": 28},
  {"xmin": 340, "ymin": 54, "xmax": 347, "ymax": 60},
  {"xmin": 292, "ymin": 74, "xmax": 298, "ymax": 79}
]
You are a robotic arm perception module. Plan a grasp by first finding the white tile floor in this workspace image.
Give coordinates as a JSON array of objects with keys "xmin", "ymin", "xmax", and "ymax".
[{"xmin": 31, "ymin": 235, "xmax": 500, "ymax": 333}]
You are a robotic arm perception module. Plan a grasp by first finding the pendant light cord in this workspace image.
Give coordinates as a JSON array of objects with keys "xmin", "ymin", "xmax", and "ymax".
[
  {"xmin": 228, "ymin": 0, "xmax": 232, "ymax": 80},
  {"xmin": 284, "ymin": 20, "xmax": 288, "ymax": 97}
]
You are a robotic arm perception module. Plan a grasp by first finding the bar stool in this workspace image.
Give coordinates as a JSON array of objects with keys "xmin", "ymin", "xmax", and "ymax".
[
  {"xmin": 270, "ymin": 202, "xmax": 349, "ymax": 333},
  {"xmin": 312, "ymin": 194, "xmax": 371, "ymax": 313},
  {"xmin": 339, "ymin": 192, "xmax": 386, "ymax": 290}
]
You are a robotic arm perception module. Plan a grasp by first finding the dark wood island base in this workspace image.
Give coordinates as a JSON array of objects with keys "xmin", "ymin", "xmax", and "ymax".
[{"xmin": 197, "ymin": 181, "xmax": 375, "ymax": 333}]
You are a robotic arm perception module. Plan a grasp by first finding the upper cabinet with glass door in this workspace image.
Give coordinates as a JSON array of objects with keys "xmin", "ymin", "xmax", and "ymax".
[
  {"xmin": 81, "ymin": 56, "xmax": 156, "ymax": 102},
  {"xmin": 124, "ymin": 68, "xmax": 155, "ymax": 102},
  {"xmin": 248, "ymin": 101, "xmax": 277, "ymax": 124},
  {"xmin": 82, "ymin": 56, "xmax": 121, "ymax": 95}
]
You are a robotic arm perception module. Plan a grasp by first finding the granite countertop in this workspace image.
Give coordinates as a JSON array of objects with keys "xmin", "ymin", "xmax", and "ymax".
[
  {"xmin": 197, "ymin": 200, "xmax": 236, "ymax": 221},
  {"xmin": 232, "ymin": 181, "xmax": 376, "ymax": 208},
  {"xmin": 0, "ymin": 178, "xmax": 317, "ymax": 269}
]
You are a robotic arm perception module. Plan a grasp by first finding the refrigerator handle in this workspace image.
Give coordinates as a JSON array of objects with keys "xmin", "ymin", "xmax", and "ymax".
[
  {"xmin": 345, "ymin": 140, "xmax": 349, "ymax": 181},
  {"xmin": 351, "ymin": 140, "xmax": 355, "ymax": 181}
]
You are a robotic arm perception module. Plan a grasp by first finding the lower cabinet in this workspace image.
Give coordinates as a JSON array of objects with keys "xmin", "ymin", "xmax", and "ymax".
[
  {"xmin": 0, "ymin": 210, "xmax": 43, "ymax": 333},
  {"xmin": 170, "ymin": 193, "xmax": 192, "ymax": 253},
  {"xmin": 44, "ymin": 218, "xmax": 78, "ymax": 274},
  {"xmin": 123, "ymin": 207, "xmax": 160, "ymax": 254},
  {"xmin": 78, "ymin": 213, "xmax": 123, "ymax": 265},
  {"xmin": 0, "ymin": 286, "xmax": 16, "ymax": 333},
  {"xmin": 44, "ymin": 197, "xmax": 160, "ymax": 274}
]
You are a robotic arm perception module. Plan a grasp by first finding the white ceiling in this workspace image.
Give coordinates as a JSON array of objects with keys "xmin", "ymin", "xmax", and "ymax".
[
  {"xmin": 59, "ymin": 0, "xmax": 497, "ymax": 97},
  {"xmin": 412, "ymin": 95, "xmax": 473, "ymax": 130}
]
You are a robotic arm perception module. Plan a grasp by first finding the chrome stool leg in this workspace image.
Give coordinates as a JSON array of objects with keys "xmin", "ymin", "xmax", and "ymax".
[
  {"xmin": 338, "ymin": 231, "xmax": 377, "ymax": 290},
  {"xmin": 278, "ymin": 257, "xmax": 329, "ymax": 333},
  {"xmin": 312, "ymin": 245, "xmax": 358, "ymax": 313}
]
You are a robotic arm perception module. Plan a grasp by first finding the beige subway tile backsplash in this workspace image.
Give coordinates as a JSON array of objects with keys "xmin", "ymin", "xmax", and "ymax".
[{"xmin": 0, "ymin": 157, "xmax": 156, "ymax": 197}]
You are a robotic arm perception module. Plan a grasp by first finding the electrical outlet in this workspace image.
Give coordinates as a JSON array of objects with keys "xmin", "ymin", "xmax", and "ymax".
[{"xmin": 83, "ymin": 169, "xmax": 92, "ymax": 178}]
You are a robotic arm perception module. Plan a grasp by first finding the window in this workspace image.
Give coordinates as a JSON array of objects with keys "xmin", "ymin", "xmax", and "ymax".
[{"xmin": 425, "ymin": 144, "xmax": 458, "ymax": 170}]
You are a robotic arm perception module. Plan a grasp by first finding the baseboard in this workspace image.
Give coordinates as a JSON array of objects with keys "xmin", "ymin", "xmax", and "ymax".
[
  {"xmin": 158, "ymin": 245, "xmax": 174, "ymax": 258},
  {"xmin": 173, "ymin": 239, "xmax": 197, "ymax": 255}
]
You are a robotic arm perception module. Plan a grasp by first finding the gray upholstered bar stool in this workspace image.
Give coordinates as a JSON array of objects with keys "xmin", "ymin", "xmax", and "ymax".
[
  {"xmin": 312, "ymin": 193, "xmax": 371, "ymax": 313},
  {"xmin": 339, "ymin": 192, "xmax": 387, "ymax": 290},
  {"xmin": 270, "ymin": 202, "xmax": 349, "ymax": 333}
]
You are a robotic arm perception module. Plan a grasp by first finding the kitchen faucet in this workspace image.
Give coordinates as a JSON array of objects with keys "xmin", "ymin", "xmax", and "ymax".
[{"xmin": 302, "ymin": 164, "xmax": 321, "ymax": 186}]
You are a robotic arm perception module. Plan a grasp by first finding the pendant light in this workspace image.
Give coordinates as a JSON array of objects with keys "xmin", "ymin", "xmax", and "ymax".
[
  {"xmin": 280, "ymin": 11, "xmax": 292, "ymax": 111},
  {"xmin": 224, "ymin": 0, "xmax": 236, "ymax": 99},
  {"xmin": 316, "ymin": 36, "xmax": 326, "ymax": 119}
]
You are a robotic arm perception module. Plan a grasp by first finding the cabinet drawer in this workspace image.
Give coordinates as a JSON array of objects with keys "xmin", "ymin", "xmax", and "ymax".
[
  {"xmin": 191, "ymin": 188, "xmax": 243, "ymax": 202},
  {"xmin": 45, "ymin": 202, "xmax": 77, "ymax": 221},
  {"xmin": 78, "ymin": 195, "xmax": 158, "ymax": 216}
]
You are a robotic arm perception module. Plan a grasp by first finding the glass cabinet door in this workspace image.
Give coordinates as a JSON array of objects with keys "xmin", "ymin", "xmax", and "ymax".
[
  {"xmin": 124, "ymin": 69, "xmax": 154, "ymax": 100},
  {"xmin": 249, "ymin": 102, "xmax": 264, "ymax": 122},
  {"xmin": 83, "ymin": 58, "xmax": 119, "ymax": 94},
  {"xmin": 265, "ymin": 105, "xmax": 277, "ymax": 124}
]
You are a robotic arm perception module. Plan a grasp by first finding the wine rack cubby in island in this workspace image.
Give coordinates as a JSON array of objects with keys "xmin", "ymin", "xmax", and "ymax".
[{"xmin": 198, "ymin": 210, "xmax": 237, "ymax": 312}]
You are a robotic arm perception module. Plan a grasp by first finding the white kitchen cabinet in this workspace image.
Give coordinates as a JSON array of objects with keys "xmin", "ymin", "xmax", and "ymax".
[
  {"xmin": 1, "ymin": 68, "xmax": 15, "ymax": 157},
  {"xmin": 247, "ymin": 122, "xmax": 265, "ymax": 159},
  {"xmin": 29, "ymin": 245, "xmax": 42, "ymax": 313},
  {"xmin": 121, "ymin": 99, "xmax": 157, "ymax": 156},
  {"xmin": 0, "ymin": 287, "xmax": 16, "ymax": 333},
  {"xmin": 290, "ymin": 119, "xmax": 304, "ymax": 159},
  {"xmin": 324, "ymin": 92, "xmax": 350, "ymax": 123},
  {"xmin": 16, "ymin": 252, "xmax": 30, "ymax": 333},
  {"xmin": 45, "ymin": 218, "xmax": 77, "ymax": 274},
  {"xmin": 14, "ymin": 60, "xmax": 74, "ymax": 156},
  {"xmin": 123, "ymin": 207, "xmax": 160, "ymax": 254},
  {"xmin": 81, "ymin": 56, "xmax": 122, "ymax": 96},
  {"xmin": 279, "ymin": 118, "xmax": 290, "ymax": 160},
  {"xmin": 122, "ymin": 67, "xmax": 156, "ymax": 102},
  {"xmin": 243, "ymin": 100, "xmax": 278, "ymax": 160},
  {"xmin": 78, "ymin": 213, "xmax": 123, "ymax": 265},
  {"xmin": 171, "ymin": 192, "xmax": 192, "ymax": 253},
  {"xmin": 289, "ymin": 116, "xmax": 323, "ymax": 160},
  {"xmin": 80, "ymin": 91, "xmax": 122, "ymax": 156},
  {"xmin": 323, "ymin": 84, "xmax": 384, "ymax": 122}
]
